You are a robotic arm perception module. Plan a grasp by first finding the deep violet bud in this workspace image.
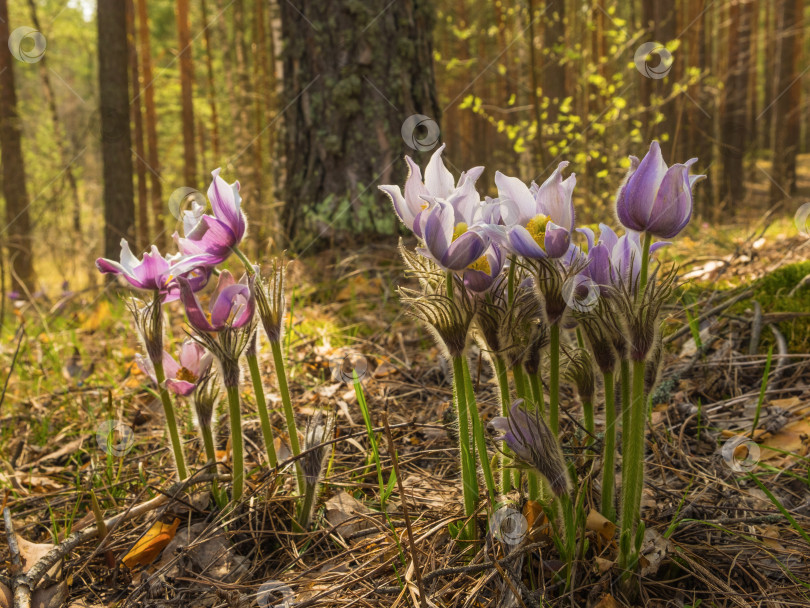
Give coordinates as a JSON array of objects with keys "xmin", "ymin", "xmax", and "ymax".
[
  {"xmin": 490, "ymin": 400, "xmax": 571, "ymax": 496},
  {"xmin": 615, "ymin": 141, "xmax": 706, "ymax": 239}
]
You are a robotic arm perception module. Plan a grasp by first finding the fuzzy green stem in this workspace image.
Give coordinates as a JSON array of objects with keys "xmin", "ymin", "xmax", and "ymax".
[
  {"xmin": 153, "ymin": 360, "xmax": 188, "ymax": 480},
  {"xmin": 583, "ymin": 400, "xmax": 595, "ymax": 446},
  {"xmin": 528, "ymin": 371, "xmax": 546, "ymax": 418},
  {"xmin": 462, "ymin": 357, "xmax": 495, "ymax": 502},
  {"xmin": 620, "ymin": 358, "xmax": 631, "ymax": 445},
  {"xmin": 246, "ymin": 352, "xmax": 278, "ymax": 468},
  {"xmin": 619, "ymin": 358, "xmax": 647, "ymax": 569},
  {"xmin": 601, "ymin": 371, "xmax": 616, "ymax": 521},
  {"xmin": 270, "ymin": 339, "xmax": 305, "ymax": 494},
  {"xmin": 493, "ymin": 356, "xmax": 513, "ymax": 494},
  {"xmin": 226, "ymin": 385, "xmax": 244, "ymax": 502},
  {"xmin": 199, "ymin": 423, "xmax": 226, "ymax": 508},
  {"xmin": 549, "ymin": 324, "xmax": 560, "ymax": 436},
  {"xmin": 511, "ymin": 364, "xmax": 527, "ymax": 400},
  {"xmin": 638, "ymin": 232, "xmax": 653, "ymax": 298},
  {"xmin": 232, "ymin": 247, "xmax": 255, "ymax": 274},
  {"xmin": 298, "ymin": 481, "xmax": 317, "ymax": 529},
  {"xmin": 506, "ymin": 256, "xmax": 517, "ymax": 304},
  {"xmin": 452, "ymin": 356, "xmax": 478, "ymax": 540}
]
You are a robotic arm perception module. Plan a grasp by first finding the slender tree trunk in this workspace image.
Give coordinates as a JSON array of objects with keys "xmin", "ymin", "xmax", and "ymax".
[
  {"xmin": 641, "ymin": 0, "xmax": 677, "ymax": 159},
  {"xmin": 720, "ymin": 0, "xmax": 753, "ymax": 211},
  {"xmin": 233, "ymin": 0, "xmax": 255, "ymax": 231},
  {"xmin": 0, "ymin": 0, "xmax": 37, "ymax": 294},
  {"xmin": 136, "ymin": 0, "xmax": 165, "ymax": 247},
  {"xmin": 200, "ymin": 0, "xmax": 220, "ymax": 160},
  {"xmin": 542, "ymin": 0, "xmax": 567, "ymax": 126},
  {"xmin": 127, "ymin": 0, "xmax": 150, "ymax": 249},
  {"xmin": 26, "ymin": 0, "xmax": 83, "ymax": 236},
  {"xmin": 254, "ymin": 0, "xmax": 270, "ymax": 247},
  {"xmin": 98, "ymin": 0, "xmax": 136, "ymax": 265},
  {"xmin": 177, "ymin": 0, "xmax": 197, "ymax": 187},
  {"xmin": 770, "ymin": 0, "xmax": 801, "ymax": 205},
  {"xmin": 279, "ymin": 0, "xmax": 439, "ymax": 244},
  {"xmin": 527, "ymin": 0, "xmax": 547, "ymax": 169}
]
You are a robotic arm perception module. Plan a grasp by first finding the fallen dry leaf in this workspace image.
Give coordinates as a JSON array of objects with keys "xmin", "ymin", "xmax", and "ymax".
[
  {"xmin": 592, "ymin": 593, "xmax": 619, "ymax": 608},
  {"xmin": 594, "ymin": 557, "xmax": 613, "ymax": 574},
  {"xmin": 586, "ymin": 508, "xmax": 617, "ymax": 541},
  {"xmin": 122, "ymin": 518, "xmax": 180, "ymax": 568},
  {"xmin": 760, "ymin": 524, "xmax": 786, "ymax": 551},
  {"xmin": 16, "ymin": 534, "xmax": 60, "ymax": 578},
  {"xmin": 760, "ymin": 417, "xmax": 810, "ymax": 462},
  {"xmin": 324, "ymin": 491, "xmax": 374, "ymax": 537}
]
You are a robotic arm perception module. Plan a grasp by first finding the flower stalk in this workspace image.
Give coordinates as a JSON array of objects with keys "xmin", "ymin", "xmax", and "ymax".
[
  {"xmin": 462, "ymin": 357, "xmax": 495, "ymax": 502},
  {"xmin": 601, "ymin": 371, "xmax": 616, "ymax": 521},
  {"xmin": 153, "ymin": 359, "xmax": 188, "ymax": 480},
  {"xmin": 246, "ymin": 335, "xmax": 278, "ymax": 468},
  {"xmin": 225, "ymin": 383, "xmax": 245, "ymax": 502},
  {"xmin": 271, "ymin": 339, "xmax": 305, "ymax": 495},
  {"xmin": 549, "ymin": 324, "xmax": 560, "ymax": 436}
]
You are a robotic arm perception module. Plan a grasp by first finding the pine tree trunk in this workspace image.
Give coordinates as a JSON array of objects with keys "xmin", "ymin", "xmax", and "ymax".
[
  {"xmin": 279, "ymin": 0, "xmax": 439, "ymax": 244},
  {"xmin": 98, "ymin": 0, "xmax": 136, "ymax": 266},
  {"xmin": 769, "ymin": 0, "xmax": 801, "ymax": 205},
  {"xmin": 542, "ymin": 0, "xmax": 567, "ymax": 126},
  {"xmin": 201, "ymin": 0, "xmax": 220, "ymax": 160},
  {"xmin": 136, "ymin": 0, "xmax": 165, "ymax": 247},
  {"xmin": 127, "ymin": 0, "xmax": 150, "ymax": 249},
  {"xmin": 0, "ymin": 0, "xmax": 37, "ymax": 294},
  {"xmin": 177, "ymin": 0, "xmax": 197, "ymax": 187}
]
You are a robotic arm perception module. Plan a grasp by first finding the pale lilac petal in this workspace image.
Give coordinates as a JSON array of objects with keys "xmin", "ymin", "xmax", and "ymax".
[
  {"xmin": 424, "ymin": 144, "xmax": 455, "ymax": 198},
  {"xmin": 179, "ymin": 340, "xmax": 206, "ymax": 372},
  {"xmin": 166, "ymin": 379, "xmax": 196, "ymax": 396},
  {"xmin": 442, "ymin": 231, "xmax": 487, "ymax": 270},
  {"xmin": 208, "ymin": 168, "xmax": 246, "ymax": 241},
  {"xmin": 578, "ymin": 226, "xmax": 595, "ymax": 251},
  {"xmin": 379, "ymin": 185, "xmax": 413, "ymax": 229},
  {"xmin": 598, "ymin": 223, "xmax": 619, "ymax": 251},
  {"xmin": 135, "ymin": 353, "xmax": 157, "ymax": 385},
  {"xmin": 178, "ymin": 277, "xmax": 217, "ymax": 332},
  {"xmin": 585, "ymin": 243, "xmax": 612, "ymax": 286},
  {"xmin": 535, "ymin": 162, "xmax": 575, "ymax": 230},
  {"xmin": 423, "ymin": 204, "xmax": 454, "ymax": 261},
  {"xmin": 646, "ymin": 163, "xmax": 693, "ymax": 238},
  {"xmin": 617, "ymin": 142, "xmax": 667, "ymax": 231},
  {"xmin": 161, "ymin": 351, "xmax": 181, "ymax": 379},
  {"xmin": 495, "ymin": 172, "xmax": 536, "ymax": 225}
]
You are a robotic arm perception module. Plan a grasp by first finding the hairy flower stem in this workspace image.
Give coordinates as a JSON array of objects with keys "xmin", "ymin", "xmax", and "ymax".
[
  {"xmin": 528, "ymin": 371, "xmax": 546, "ymax": 418},
  {"xmin": 620, "ymin": 232, "xmax": 653, "ymax": 570},
  {"xmin": 462, "ymin": 357, "xmax": 495, "ymax": 502},
  {"xmin": 153, "ymin": 360, "xmax": 188, "ymax": 480},
  {"xmin": 549, "ymin": 324, "xmax": 560, "ymax": 436},
  {"xmin": 452, "ymin": 356, "xmax": 478, "ymax": 540},
  {"xmin": 226, "ymin": 385, "xmax": 244, "ymax": 502},
  {"xmin": 601, "ymin": 371, "xmax": 616, "ymax": 521},
  {"xmin": 233, "ymin": 247, "xmax": 255, "ymax": 275},
  {"xmin": 298, "ymin": 480, "xmax": 318, "ymax": 529},
  {"xmin": 199, "ymin": 423, "xmax": 226, "ymax": 508},
  {"xmin": 620, "ymin": 358, "xmax": 631, "ymax": 450},
  {"xmin": 506, "ymin": 256, "xmax": 517, "ymax": 304},
  {"xmin": 246, "ymin": 352, "xmax": 278, "ymax": 468},
  {"xmin": 270, "ymin": 340, "xmax": 305, "ymax": 495},
  {"xmin": 493, "ymin": 356, "xmax": 513, "ymax": 494}
]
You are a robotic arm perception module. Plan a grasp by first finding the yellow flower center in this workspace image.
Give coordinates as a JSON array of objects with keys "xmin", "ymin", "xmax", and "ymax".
[
  {"xmin": 176, "ymin": 366, "xmax": 198, "ymax": 383},
  {"xmin": 452, "ymin": 222, "xmax": 468, "ymax": 242},
  {"xmin": 525, "ymin": 214, "xmax": 550, "ymax": 249},
  {"xmin": 468, "ymin": 255, "xmax": 491, "ymax": 274}
]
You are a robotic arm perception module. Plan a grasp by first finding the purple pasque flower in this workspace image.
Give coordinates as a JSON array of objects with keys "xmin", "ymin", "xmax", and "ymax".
[
  {"xmin": 177, "ymin": 269, "xmax": 255, "ymax": 333},
  {"xmin": 579, "ymin": 224, "xmax": 668, "ymax": 290},
  {"xmin": 462, "ymin": 243, "xmax": 505, "ymax": 293},
  {"xmin": 490, "ymin": 399, "xmax": 570, "ymax": 496},
  {"xmin": 616, "ymin": 140, "xmax": 706, "ymax": 239},
  {"xmin": 379, "ymin": 144, "xmax": 484, "ymax": 237},
  {"xmin": 416, "ymin": 200, "xmax": 489, "ymax": 272},
  {"xmin": 96, "ymin": 239, "xmax": 211, "ymax": 302},
  {"xmin": 174, "ymin": 168, "xmax": 247, "ymax": 265},
  {"xmin": 136, "ymin": 340, "xmax": 213, "ymax": 396},
  {"xmin": 492, "ymin": 161, "xmax": 576, "ymax": 259}
]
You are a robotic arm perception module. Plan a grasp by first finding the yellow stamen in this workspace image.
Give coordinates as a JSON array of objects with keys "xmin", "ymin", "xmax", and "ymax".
[
  {"xmin": 468, "ymin": 255, "xmax": 491, "ymax": 274},
  {"xmin": 525, "ymin": 214, "xmax": 550, "ymax": 249},
  {"xmin": 452, "ymin": 222, "xmax": 468, "ymax": 242},
  {"xmin": 176, "ymin": 366, "xmax": 198, "ymax": 383}
]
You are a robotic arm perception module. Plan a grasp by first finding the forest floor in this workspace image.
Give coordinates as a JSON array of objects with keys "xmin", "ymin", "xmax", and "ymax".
[{"xmin": 2, "ymin": 155, "xmax": 810, "ymax": 607}]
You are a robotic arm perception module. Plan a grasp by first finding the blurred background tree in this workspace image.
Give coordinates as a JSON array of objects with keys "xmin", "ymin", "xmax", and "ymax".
[{"xmin": 0, "ymin": 0, "xmax": 807, "ymax": 296}]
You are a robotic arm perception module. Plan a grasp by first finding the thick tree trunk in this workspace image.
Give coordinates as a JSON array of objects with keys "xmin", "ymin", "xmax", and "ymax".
[
  {"xmin": 177, "ymin": 0, "xmax": 197, "ymax": 187},
  {"xmin": 279, "ymin": 0, "xmax": 439, "ymax": 245},
  {"xmin": 127, "ymin": 0, "xmax": 150, "ymax": 249},
  {"xmin": 769, "ymin": 0, "xmax": 801, "ymax": 205},
  {"xmin": 0, "ymin": 0, "xmax": 37, "ymax": 294},
  {"xmin": 98, "ymin": 0, "xmax": 136, "ymax": 265},
  {"xmin": 136, "ymin": 0, "xmax": 164, "ymax": 247}
]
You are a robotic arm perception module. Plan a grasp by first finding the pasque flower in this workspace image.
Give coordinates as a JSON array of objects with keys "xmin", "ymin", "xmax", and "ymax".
[
  {"xmin": 136, "ymin": 340, "xmax": 213, "ymax": 396},
  {"xmin": 463, "ymin": 243, "xmax": 505, "ymax": 292},
  {"xmin": 616, "ymin": 140, "xmax": 706, "ymax": 238},
  {"xmin": 490, "ymin": 399, "xmax": 570, "ymax": 496},
  {"xmin": 379, "ymin": 144, "xmax": 484, "ymax": 237},
  {"xmin": 417, "ymin": 201, "xmax": 490, "ymax": 271},
  {"xmin": 579, "ymin": 224, "xmax": 668, "ymax": 290},
  {"xmin": 492, "ymin": 161, "xmax": 576, "ymax": 259},
  {"xmin": 174, "ymin": 168, "xmax": 247, "ymax": 264},
  {"xmin": 97, "ymin": 239, "xmax": 211, "ymax": 301},
  {"xmin": 177, "ymin": 269, "xmax": 255, "ymax": 333}
]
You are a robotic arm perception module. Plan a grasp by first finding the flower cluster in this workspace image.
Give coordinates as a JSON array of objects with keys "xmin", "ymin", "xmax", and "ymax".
[{"xmin": 382, "ymin": 141, "xmax": 704, "ymax": 568}]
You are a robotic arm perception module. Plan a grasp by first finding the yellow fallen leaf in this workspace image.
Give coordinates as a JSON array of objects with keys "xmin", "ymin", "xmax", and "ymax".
[
  {"xmin": 81, "ymin": 301, "xmax": 111, "ymax": 331},
  {"xmin": 760, "ymin": 418, "xmax": 810, "ymax": 462},
  {"xmin": 122, "ymin": 518, "xmax": 180, "ymax": 568}
]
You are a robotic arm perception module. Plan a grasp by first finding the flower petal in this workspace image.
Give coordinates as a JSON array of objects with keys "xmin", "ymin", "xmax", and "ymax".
[
  {"xmin": 442, "ymin": 231, "xmax": 487, "ymax": 270},
  {"xmin": 208, "ymin": 168, "xmax": 246, "ymax": 241},
  {"xmin": 543, "ymin": 223, "xmax": 571, "ymax": 258},
  {"xmin": 507, "ymin": 225, "xmax": 547, "ymax": 259},
  {"xmin": 178, "ymin": 277, "xmax": 217, "ymax": 332},
  {"xmin": 495, "ymin": 171, "xmax": 536, "ymax": 225},
  {"xmin": 424, "ymin": 144, "xmax": 455, "ymax": 198}
]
